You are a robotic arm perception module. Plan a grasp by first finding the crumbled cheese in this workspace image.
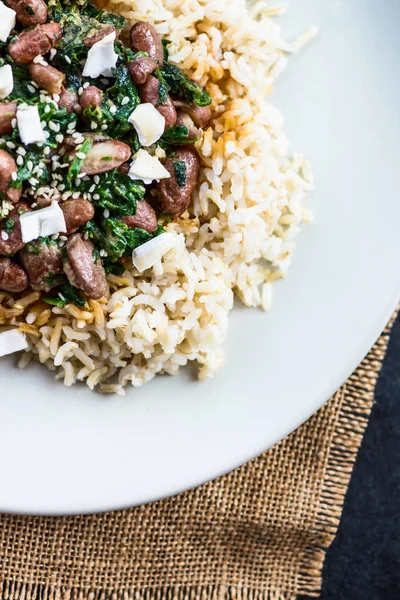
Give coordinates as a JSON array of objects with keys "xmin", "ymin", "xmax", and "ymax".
[
  {"xmin": 128, "ymin": 103, "xmax": 165, "ymax": 147},
  {"xmin": 82, "ymin": 32, "xmax": 118, "ymax": 78},
  {"xmin": 0, "ymin": 64, "xmax": 13, "ymax": 100},
  {"xmin": 128, "ymin": 149, "xmax": 170, "ymax": 184},
  {"xmin": 16, "ymin": 105, "xmax": 45, "ymax": 145},
  {"xmin": 0, "ymin": 329, "xmax": 28, "ymax": 357},
  {"xmin": 0, "ymin": 1, "xmax": 15, "ymax": 43},
  {"xmin": 20, "ymin": 201, "xmax": 66, "ymax": 244},
  {"xmin": 132, "ymin": 233, "xmax": 175, "ymax": 273}
]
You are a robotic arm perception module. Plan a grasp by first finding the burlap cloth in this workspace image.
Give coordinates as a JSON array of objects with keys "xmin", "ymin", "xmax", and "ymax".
[{"xmin": 0, "ymin": 316, "xmax": 396, "ymax": 600}]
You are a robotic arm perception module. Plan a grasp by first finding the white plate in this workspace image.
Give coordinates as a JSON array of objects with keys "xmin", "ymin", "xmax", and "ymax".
[{"xmin": 1, "ymin": 0, "xmax": 400, "ymax": 515}]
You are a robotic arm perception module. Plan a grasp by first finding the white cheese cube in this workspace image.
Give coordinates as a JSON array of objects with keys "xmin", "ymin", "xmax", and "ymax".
[
  {"xmin": 0, "ymin": 329, "xmax": 28, "ymax": 357},
  {"xmin": 0, "ymin": 2, "xmax": 16, "ymax": 43},
  {"xmin": 20, "ymin": 201, "xmax": 66, "ymax": 244},
  {"xmin": 128, "ymin": 149, "xmax": 170, "ymax": 184},
  {"xmin": 0, "ymin": 64, "xmax": 13, "ymax": 100},
  {"xmin": 17, "ymin": 105, "xmax": 45, "ymax": 145},
  {"xmin": 82, "ymin": 31, "xmax": 118, "ymax": 78},
  {"xmin": 132, "ymin": 232, "xmax": 175, "ymax": 273},
  {"xmin": 128, "ymin": 103, "xmax": 165, "ymax": 147}
]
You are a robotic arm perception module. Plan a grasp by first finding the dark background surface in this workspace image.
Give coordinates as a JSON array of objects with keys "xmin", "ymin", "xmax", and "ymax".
[{"xmin": 300, "ymin": 314, "xmax": 400, "ymax": 600}]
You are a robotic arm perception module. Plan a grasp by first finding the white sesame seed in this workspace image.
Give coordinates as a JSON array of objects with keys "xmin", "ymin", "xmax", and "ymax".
[
  {"xmin": 36, "ymin": 169, "xmax": 44, "ymax": 178},
  {"xmin": 90, "ymin": 122, "xmax": 98, "ymax": 130},
  {"xmin": 49, "ymin": 49, "xmax": 57, "ymax": 60},
  {"xmin": 103, "ymin": 209, "xmax": 110, "ymax": 218},
  {"xmin": 93, "ymin": 194, "xmax": 100, "ymax": 200},
  {"xmin": 16, "ymin": 147, "xmax": 26, "ymax": 156},
  {"xmin": 58, "ymin": 184, "xmax": 65, "ymax": 191},
  {"xmin": 29, "ymin": 177, "xmax": 38, "ymax": 186},
  {"xmin": 40, "ymin": 120, "xmax": 47, "ymax": 128},
  {"xmin": 89, "ymin": 184, "xmax": 95, "ymax": 193},
  {"xmin": 62, "ymin": 191, "xmax": 72, "ymax": 200},
  {"xmin": 40, "ymin": 94, "xmax": 47, "ymax": 103},
  {"xmin": 72, "ymin": 132, "xmax": 80, "ymax": 138},
  {"xmin": 44, "ymin": 105, "xmax": 51, "ymax": 114},
  {"xmin": 11, "ymin": 171, "xmax": 17, "ymax": 181},
  {"xmin": 11, "ymin": 118, "xmax": 17, "ymax": 128},
  {"xmin": 76, "ymin": 152, "xmax": 86, "ymax": 159},
  {"xmin": 109, "ymin": 105, "xmax": 117, "ymax": 114},
  {"xmin": 100, "ymin": 124, "xmax": 108, "ymax": 131},
  {"xmin": 51, "ymin": 154, "xmax": 60, "ymax": 162},
  {"xmin": 51, "ymin": 233, "xmax": 59, "ymax": 240},
  {"xmin": 59, "ymin": 235, "xmax": 68, "ymax": 242},
  {"xmin": 75, "ymin": 137, "xmax": 84, "ymax": 145},
  {"xmin": 43, "ymin": 146, "xmax": 51, "ymax": 155},
  {"xmin": 74, "ymin": 178, "xmax": 80, "ymax": 187},
  {"xmin": 83, "ymin": 192, "xmax": 88, "ymax": 199},
  {"xmin": 27, "ymin": 85, "xmax": 36, "ymax": 94},
  {"xmin": 121, "ymin": 96, "xmax": 129, "ymax": 106},
  {"xmin": 65, "ymin": 56, "xmax": 71, "ymax": 64},
  {"xmin": 83, "ymin": 82, "xmax": 90, "ymax": 88},
  {"xmin": 30, "ymin": 80, "xmax": 38, "ymax": 88},
  {"xmin": 55, "ymin": 134, "xmax": 64, "ymax": 144},
  {"xmin": 84, "ymin": 232, "xmax": 89, "ymax": 240},
  {"xmin": 6, "ymin": 141, "xmax": 15, "ymax": 149},
  {"xmin": 51, "ymin": 181, "xmax": 58, "ymax": 188},
  {"xmin": 44, "ymin": 131, "xmax": 50, "ymax": 139},
  {"xmin": 19, "ymin": 102, "xmax": 28, "ymax": 110},
  {"xmin": 78, "ymin": 87, "xmax": 83, "ymax": 95},
  {"xmin": 72, "ymin": 192, "xmax": 80, "ymax": 199},
  {"xmin": 31, "ymin": 202, "xmax": 37, "ymax": 208},
  {"xmin": 49, "ymin": 121, "xmax": 60, "ymax": 132},
  {"xmin": 16, "ymin": 155, "xmax": 23, "ymax": 166},
  {"xmin": 53, "ymin": 93, "xmax": 60, "ymax": 102},
  {"xmin": 1, "ymin": 231, "xmax": 9, "ymax": 241},
  {"xmin": 101, "ymin": 79, "xmax": 109, "ymax": 85},
  {"xmin": 27, "ymin": 160, "xmax": 34, "ymax": 171},
  {"xmin": 60, "ymin": 163, "xmax": 69, "ymax": 169}
]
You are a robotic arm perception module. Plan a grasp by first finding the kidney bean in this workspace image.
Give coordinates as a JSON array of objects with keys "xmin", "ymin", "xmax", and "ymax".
[
  {"xmin": 0, "ymin": 150, "xmax": 22, "ymax": 204},
  {"xmin": 122, "ymin": 200, "xmax": 157, "ymax": 233},
  {"xmin": 29, "ymin": 63, "xmax": 65, "ymax": 95},
  {"xmin": 0, "ymin": 102, "xmax": 17, "ymax": 136},
  {"xmin": 64, "ymin": 234, "xmax": 107, "ymax": 300},
  {"xmin": 0, "ymin": 258, "xmax": 28, "ymax": 293},
  {"xmin": 58, "ymin": 88, "xmax": 81, "ymax": 114},
  {"xmin": 79, "ymin": 86, "xmax": 103, "ymax": 111},
  {"xmin": 6, "ymin": 0, "xmax": 47, "ymax": 27},
  {"xmin": 175, "ymin": 110, "xmax": 201, "ymax": 140},
  {"xmin": 60, "ymin": 198, "xmax": 95, "ymax": 234},
  {"xmin": 9, "ymin": 22, "xmax": 62, "ymax": 64},
  {"xmin": 83, "ymin": 24, "xmax": 118, "ymax": 47},
  {"xmin": 157, "ymin": 147, "xmax": 200, "ymax": 216},
  {"xmin": 138, "ymin": 75, "xmax": 176, "ymax": 129},
  {"xmin": 173, "ymin": 99, "xmax": 212, "ymax": 129},
  {"xmin": 0, "ymin": 202, "xmax": 30, "ymax": 256},
  {"xmin": 72, "ymin": 140, "xmax": 131, "ymax": 176},
  {"xmin": 19, "ymin": 238, "xmax": 63, "ymax": 291},
  {"xmin": 130, "ymin": 22, "xmax": 164, "ymax": 65},
  {"xmin": 128, "ymin": 56, "xmax": 157, "ymax": 85}
]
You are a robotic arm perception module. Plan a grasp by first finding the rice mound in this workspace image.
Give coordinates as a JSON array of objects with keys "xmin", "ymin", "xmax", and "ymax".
[{"xmin": 1, "ymin": 0, "xmax": 315, "ymax": 394}]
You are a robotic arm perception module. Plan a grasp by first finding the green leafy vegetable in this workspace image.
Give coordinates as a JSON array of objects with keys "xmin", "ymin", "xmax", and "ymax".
[
  {"xmin": 43, "ymin": 281, "xmax": 87, "ymax": 308},
  {"xmin": 159, "ymin": 125, "xmax": 194, "ymax": 148},
  {"xmin": 89, "ymin": 170, "xmax": 144, "ymax": 216},
  {"xmin": 2, "ymin": 218, "xmax": 15, "ymax": 234},
  {"xmin": 154, "ymin": 69, "xmax": 170, "ymax": 105},
  {"xmin": 173, "ymin": 161, "xmax": 187, "ymax": 187},
  {"xmin": 160, "ymin": 62, "xmax": 212, "ymax": 106},
  {"xmin": 67, "ymin": 138, "xmax": 93, "ymax": 180},
  {"xmin": 103, "ymin": 259, "xmax": 125, "ymax": 276}
]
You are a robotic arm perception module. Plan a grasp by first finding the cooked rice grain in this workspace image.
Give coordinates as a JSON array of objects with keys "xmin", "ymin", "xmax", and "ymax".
[{"xmin": 5, "ymin": 0, "xmax": 314, "ymax": 393}]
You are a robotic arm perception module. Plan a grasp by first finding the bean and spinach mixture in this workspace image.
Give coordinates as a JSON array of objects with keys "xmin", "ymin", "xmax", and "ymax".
[{"xmin": 0, "ymin": 0, "xmax": 212, "ymax": 307}]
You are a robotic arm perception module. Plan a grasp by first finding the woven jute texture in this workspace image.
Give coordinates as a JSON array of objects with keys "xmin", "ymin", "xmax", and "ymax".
[{"xmin": 0, "ymin": 316, "xmax": 396, "ymax": 600}]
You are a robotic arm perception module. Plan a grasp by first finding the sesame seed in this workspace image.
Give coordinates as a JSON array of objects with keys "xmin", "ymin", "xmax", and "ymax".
[
  {"xmin": 55, "ymin": 134, "xmax": 64, "ymax": 144},
  {"xmin": 83, "ymin": 82, "xmax": 90, "ymax": 88},
  {"xmin": 100, "ymin": 124, "xmax": 108, "ymax": 131},
  {"xmin": 103, "ymin": 209, "xmax": 110, "ymax": 218},
  {"xmin": 65, "ymin": 56, "xmax": 71, "ymax": 65},
  {"xmin": 1, "ymin": 231, "xmax": 9, "ymax": 241},
  {"xmin": 75, "ymin": 137, "xmax": 85, "ymax": 145},
  {"xmin": 44, "ymin": 131, "xmax": 50, "ymax": 139},
  {"xmin": 60, "ymin": 163, "xmax": 69, "ymax": 169},
  {"xmin": 27, "ymin": 160, "xmax": 33, "ymax": 171},
  {"xmin": 11, "ymin": 172, "xmax": 17, "ymax": 181},
  {"xmin": 90, "ymin": 122, "xmax": 98, "ymax": 130},
  {"xmin": 72, "ymin": 132, "xmax": 80, "ymax": 138},
  {"xmin": 58, "ymin": 184, "xmax": 65, "ymax": 191},
  {"xmin": 78, "ymin": 172, "xmax": 87, "ymax": 178},
  {"xmin": 31, "ymin": 202, "xmax": 37, "ymax": 208},
  {"xmin": 43, "ymin": 146, "xmax": 51, "ymax": 155},
  {"xmin": 62, "ymin": 191, "xmax": 72, "ymax": 200},
  {"xmin": 121, "ymin": 96, "xmax": 129, "ymax": 106},
  {"xmin": 94, "ymin": 175, "xmax": 100, "ymax": 185},
  {"xmin": 27, "ymin": 85, "xmax": 36, "ymax": 94},
  {"xmin": 76, "ymin": 152, "xmax": 86, "ymax": 159},
  {"xmin": 83, "ymin": 192, "xmax": 88, "ymax": 199},
  {"xmin": 93, "ymin": 194, "xmax": 100, "ymax": 200},
  {"xmin": 74, "ymin": 178, "xmax": 80, "ymax": 187},
  {"xmin": 49, "ymin": 121, "xmax": 60, "ymax": 132},
  {"xmin": 51, "ymin": 181, "xmax": 58, "ymax": 188},
  {"xmin": 49, "ymin": 49, "xmax": 57, "ymax": 60},
  {"xmin": 51, "ymin": 233, "xmax": 59, "ymax": 240},
  {"xmin": 89, "ymin": 184, "xmax": 95, "ymax": 193},
  {"xmin": 101, "ymin": 78, "xmax": 109, "ymax": 85},
  {"xmin": 36, "ymin": 169, "xmax": 44, "ymax": 178},
  {"xmin": 16, "ymin": 155, "xmax": 23, "ymax": 166},
  {"xmin": 110, "ymin": 105, "xmax": 117, "ymax": 114},
  {"xmin": 19, "ymin": 102, "xmax": 28, "ymax": 110},
  {"xmin": 40, "ymin": 94, "xmax": 47, "ymax": 103},
  {"xmin": 29, "ymin": 177, "xmax": 38, "ymax": 186},
  {"xmin": 72, "ymin": 192, "xmax": 80, "ymax": 199},
  {"xmin": 40, "ymin": 120, "xmax": 47, "ymax": 128},
  {"xmin": 83, "ymin": 232, "xmax": 89, "ymax": 240},
  {"xmin": 16, "ymin": 147, "xmax": 26, "ymax": 156},
  {"xmin": 44, "ymin": 104, "xmax": 51, "ymax": 114},
  {"xmin": 78, "ymin": 87, "xmax": 83, "ymax": 95},
  {"xmin": 11, "ymin": 118, "xmax": 17, "ymax": 128},
  {"xmin": 53, "ymin": 93, "xmax": 60, "ymax": 102},
  {"xmin": 6, "ymin": 141, "xmax": 15, "ymax": 149},
  {"xmin": 59, "ymin": 235, "xmax": 67, "ymax": 242},
  {"xmin": 51, "ymin": 154, "xmax": 60, "ymax": 162},
  {"xmin": 30, "ymin": 80, "xmax": 38, "ymax": 88}
]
